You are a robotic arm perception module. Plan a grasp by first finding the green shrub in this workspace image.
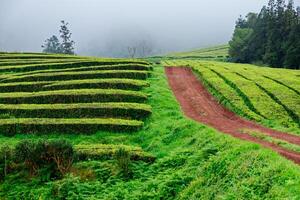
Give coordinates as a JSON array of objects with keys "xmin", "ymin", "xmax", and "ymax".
[
  {"xmin": 115, "ymin": 148, "xmax": 131, "ymax": 178},
  {"xmin": 0, "ymin": 89, "xmax": 148, "ymax": 104},
  {"xmin": 75, "ymin": 144, "xmax": 155, "ymax": 163},
  {"xmin": 0, "ymin": 118, "xmax": 144, "ymax": 136},
  {"xmin": 15, "ymin": 140, "xmax": 40, "ymax": 175},
  {"xmin": 16, "ymin": 63, "xmax": 151, "ymax": 76},
  {"xmin": 51, "ymin": 175, "xmax": 82, "ymax": 199},
  {"xmin": 0, "ymin": 145, "xmax": 14, "ymax": 181},
  {"xmin": 45, "ymin": 140, "xmax": 74, "ymax": 177},
  {"xmin": 0, "ymin": 59, "xmax": 82, "ymax": 67},
  {"xmin": 0, "ymin": 79, "xmax": 149, "ymax": 92},
  {"xmin": 0, "ymin": 60, "xmax": 149, "ymax": 73},
  {"xmin": 14, "ymin": 139, "xmax": 74, "ymax": 178},
  {"xmin": 1, "ymin": 70, "xmax": 150, "ymax": 83},
  {"xmin": 0, "ymin": 103, "xmax": 152, "ymax": 120}
]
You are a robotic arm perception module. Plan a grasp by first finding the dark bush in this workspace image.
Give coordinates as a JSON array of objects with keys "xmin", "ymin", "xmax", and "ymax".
[
  {"xmin": 15, "ymin": 140, "xmax": 41, "ymax": 175},
  {"xmin": 115, "ymin": 148, "xmax": 131, "ymax": 178},
  {"xmin": 14, "ymin": 139, "xmax": 74, "ymax": 178},
  {"xmin": 0, "ymin": 145, "xmax": 14, "ymax": 181},
  {"xmin": 45, "ymin": 140, "xmax": 74, "ymax": 177}
]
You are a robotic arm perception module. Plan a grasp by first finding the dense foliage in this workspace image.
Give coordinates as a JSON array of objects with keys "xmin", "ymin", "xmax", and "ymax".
[
  {"xmin": 0, "ymin": 139, "xmax": 74, "ymax": 181},
  {"xmin": 229, "ymin": 0, "xmax": 300, "ymax": 69},
  {"xmin": 1, "ymin": 65, "xmax": 300, "ymax": 199}
]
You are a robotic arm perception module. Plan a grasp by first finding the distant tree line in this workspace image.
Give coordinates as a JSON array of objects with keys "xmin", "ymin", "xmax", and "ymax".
[
  {"xmin": 42, "ymin": 20, "xmax": 75, "ymax": 55},
  {"xmin": 229, "ymin": 0, "xmax": 300, "ymax": 69}
]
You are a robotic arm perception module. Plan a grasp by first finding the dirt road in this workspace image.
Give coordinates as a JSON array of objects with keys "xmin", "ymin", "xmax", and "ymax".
[{"xmin": 165, "ymin": 67, "xmax": 300, "ymax": 164}]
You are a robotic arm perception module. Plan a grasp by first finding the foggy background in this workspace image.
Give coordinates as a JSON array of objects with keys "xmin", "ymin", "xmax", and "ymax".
[{"xmin": 1, "ymin": 0, "xmax": 300, "ymax": 57}]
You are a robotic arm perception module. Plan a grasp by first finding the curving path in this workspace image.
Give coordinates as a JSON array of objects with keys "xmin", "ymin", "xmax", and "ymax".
[{"xmin": 165, "ymin": 67, "xmax": 300, "ymax": 164}]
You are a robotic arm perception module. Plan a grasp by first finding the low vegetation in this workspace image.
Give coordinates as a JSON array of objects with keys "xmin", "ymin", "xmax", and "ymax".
[
  {"xmin": 163, "ymin": 60, "xmax": 300, "ymax": 134},
  {"xmin": 168, "ymin": 45, "xmax": 229, "ymax": 60},
  {"xmin": 0, "ymin": 62, "xmax": 300, "ymax": 199},
  {"xmin": 0, "ymin": 53, "xmax": 152, "ymax": 137}
]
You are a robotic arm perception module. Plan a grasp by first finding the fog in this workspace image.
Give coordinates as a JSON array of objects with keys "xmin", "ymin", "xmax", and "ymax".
[{"xmin": 1, "ymin": 0, "xmax": 299, "ymax": 57}]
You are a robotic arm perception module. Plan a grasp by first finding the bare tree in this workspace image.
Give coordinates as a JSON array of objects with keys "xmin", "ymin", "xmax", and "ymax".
[
  {"xmin": 138, "ymin": 40, "xmax": 153, "ymax": 58},
  {"xmin": 127, "ymin": 46, "xmax": 137, "ymax": 58}
]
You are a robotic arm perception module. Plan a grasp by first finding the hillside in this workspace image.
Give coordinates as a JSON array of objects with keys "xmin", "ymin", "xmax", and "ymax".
[
  {"xmin": 0, "ymin": 53, "xmax": 152, "ymax": 134},
  {"xmin": 166, "ymin": 45, "xmax": 229, "ymax": 60},
  {"xmin": 0, "ymin": 52, "xmax": 300, "ymax": 199},
  {"xmin": 163, "ymin": 60, "xmax": 300, "ymax": 134}
]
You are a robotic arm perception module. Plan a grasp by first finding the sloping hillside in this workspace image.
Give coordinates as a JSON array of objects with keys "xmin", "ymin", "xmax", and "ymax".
[
  {"xmin": 0, "ymin": 53, "xmax": 152, "ymax": 135},
  {"xmin": 163, "ymin": 59, "xmax": 300, "ymax": 134},
  {"xmin": 0, "ymin": 53, "xmax": 300, "ymax": 199},
  {"xmin": 167, "ymin": 44, "xmax": 229, "ymax": 60}
]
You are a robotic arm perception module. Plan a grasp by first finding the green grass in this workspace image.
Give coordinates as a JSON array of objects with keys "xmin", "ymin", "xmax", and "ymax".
[
  {"xmin": 0, "ymin": 102, "xmax": 152, "ymax": 119},
  {"xmin": 1, "ymin": 65, "xmax": 300, "ymax": 199},
  {"xmin": 163, "ymin": 60, "xmax": 300, "ymax": 134},
  {"xmin": 0, "ymin": 89, "xmax": 148, "ymax": 104},
  {"xmin": 242, "ymin": 129, "xmax": 300, "ymax": 154},
  {"xmin": 0, "ymin": 79, "xmax": 149, "ymax": 92}
]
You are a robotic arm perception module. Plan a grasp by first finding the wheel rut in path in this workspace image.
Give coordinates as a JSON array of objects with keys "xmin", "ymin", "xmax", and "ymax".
[{"xmin": 165, "ymin": 67, "xmax": 300, "ymax": 164}]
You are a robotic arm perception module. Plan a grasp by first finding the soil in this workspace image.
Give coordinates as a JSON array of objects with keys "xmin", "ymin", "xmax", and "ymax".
[{"xmin": 165, "ymin": 67, "xmax": 300, "ymax": 164}]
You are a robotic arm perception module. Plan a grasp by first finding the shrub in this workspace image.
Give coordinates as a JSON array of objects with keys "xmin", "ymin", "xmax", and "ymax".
[
  {"xmin": 45, "ymin": 140, "xmax": 74, "ymax": 177},
  {"xmin": 15, "ymin": 140, "xmax": 41, "ymax": 175},
  {"xmin": 0, "ymin": 145, "xmax": 14, "ymax": 181},
  {"xmin": 14, "ymin": 139, "xmax": 74, "ymax": 178},
  {"xmin": 115, "ymin": 148, "xmax": 131, "ymax": 177},
  {"xmin": 0, "ymin": 118, "xmax": 144, "ymax": 136}
]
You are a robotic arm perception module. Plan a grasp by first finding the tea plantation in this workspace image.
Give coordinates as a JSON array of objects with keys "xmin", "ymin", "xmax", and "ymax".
[
  {"xmin": 0, "ymin": 52, "xmax": 300, "ymax": 199},
  {"xmin": 0, "ymin": 53, "xmax": 152, "ymax": 135}
]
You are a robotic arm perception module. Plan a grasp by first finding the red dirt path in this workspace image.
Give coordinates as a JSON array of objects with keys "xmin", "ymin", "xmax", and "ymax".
[{"xmin": 165, "ymin": 67, "xmax": 300, "ymax": 164}]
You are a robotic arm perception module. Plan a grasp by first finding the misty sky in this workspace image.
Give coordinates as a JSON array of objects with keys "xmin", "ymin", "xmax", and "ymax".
[{"xmin": 1, "ymin": 0, "xmax": 300, "ymax": 56}]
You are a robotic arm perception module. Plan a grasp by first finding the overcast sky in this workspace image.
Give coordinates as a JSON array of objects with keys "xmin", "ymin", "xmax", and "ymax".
[{"xmin": 1, "ymin": 0, "xmax": 299, "ymax": 56}]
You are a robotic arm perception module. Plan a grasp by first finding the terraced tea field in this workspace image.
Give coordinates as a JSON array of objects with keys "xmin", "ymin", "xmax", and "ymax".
[
  {"xmin": 1, "ymin": 51, "xmax": 300, "ymax": 200},
  {"xmin": 167, "ymin": 45, "xmax": 229, "ymax": 60},
  {"xmin": 0, "ymin": 53, "xmax": 152, "ymax": 135},
  {"xmin": 163, "ymin": 60, "xmax": 300, "ymax": 134}
]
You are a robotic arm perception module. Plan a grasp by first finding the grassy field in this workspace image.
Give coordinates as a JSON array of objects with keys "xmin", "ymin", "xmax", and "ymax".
[
  {"xmin": 0, "ymin": 52, "xmax": 300, "ymax": 199},
  {"xmin": 168, "ymin": 44, "xmax": 229, "ymax": 59},
  {"xmin": 163, "ymin": 59, "xmax": 300, "ymax": 134}
]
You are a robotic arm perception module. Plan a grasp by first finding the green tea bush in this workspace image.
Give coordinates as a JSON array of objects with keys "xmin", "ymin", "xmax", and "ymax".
[{"xmin": 0, "ymin": 118, "xmax": 143, "ymax": 135}]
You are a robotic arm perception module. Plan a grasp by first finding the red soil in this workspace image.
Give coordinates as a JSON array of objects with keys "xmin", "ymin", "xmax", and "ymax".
[{"xmin": 165, "ymin": 67, "xmax": 300, "ymax": 164}]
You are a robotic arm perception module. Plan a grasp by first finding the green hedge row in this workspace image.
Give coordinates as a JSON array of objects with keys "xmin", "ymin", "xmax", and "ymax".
[
  {"xmin": 0, "ymin": 55, "xmax": 80, "ymax": 60},
  {"xmin": 75, "ymin": 144, "xmax": 156, "ymax": 163},
  {"xmin": 0, "ymin": 59, "xmax": 85, "ymax": 67},
  {"xmin": 0, "ymin": 103, "xmax": 152, "ymax": 119},
  {"xmin": 0, "ymin": 89, "xmax": 148, "ymax": 104},
  {"xmin": 1, "ymin": 70, "xmax": 151, "ymax": 83},
  {"xmin": 0, "ymin": 81, "xmax": 52, "ymax": 92},
  {"xmin": 44, "ymin": 79, "xmax": 149, "ymax": 91},
  {"xmin": 14, "ymin": 64, "xmax": 152, "ymax": 76},
  {"xmin": 0, "ymin": 79, "xmax": 149, "ymax": 92},
  {"xmin": 0, "ymin": 118, "xmax": 144, "ymax": 136},
  {"xmin": 0, "ymin": 60, "xmax": 149, "ymax": 73}
]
